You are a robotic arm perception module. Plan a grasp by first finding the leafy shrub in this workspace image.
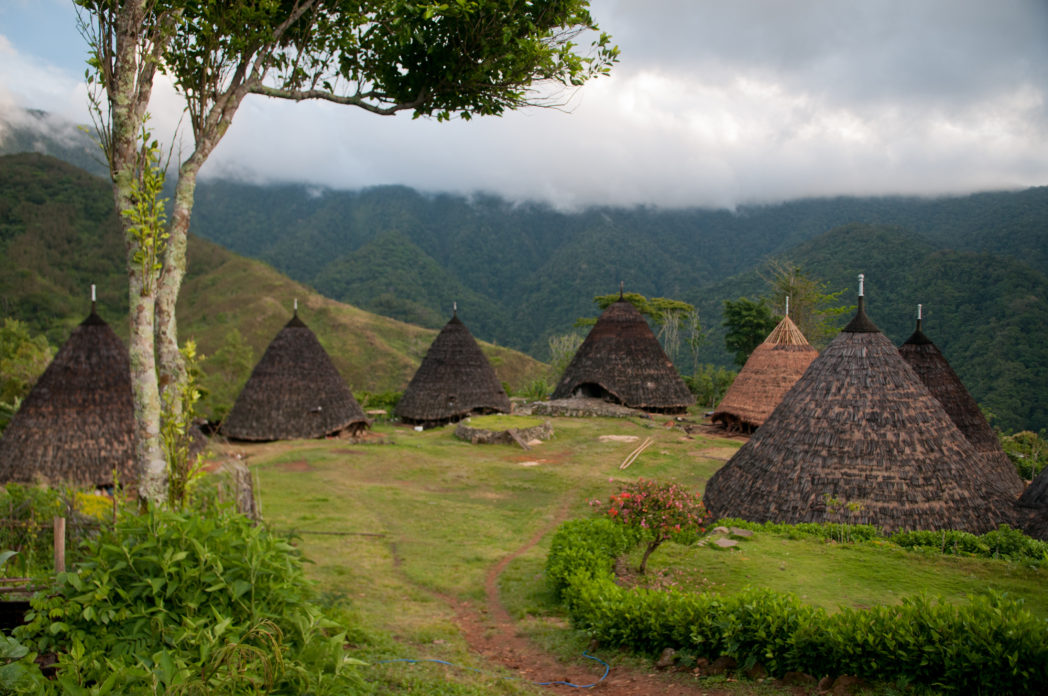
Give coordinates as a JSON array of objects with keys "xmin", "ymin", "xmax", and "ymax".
[
  {"xmin": 354, "ymin": 389, "xmax": 401, "ymax": 414},
  {"xmin": 1000, "ymin": 430, "xmax": 1048, "ymax": 480},
  {"xmin": 592, "ymin": 479, "xmax": 711, "ymax": 573},
  {"xmin": 16, "ymin": 507, "xmax": 364, "ymax": 694}
]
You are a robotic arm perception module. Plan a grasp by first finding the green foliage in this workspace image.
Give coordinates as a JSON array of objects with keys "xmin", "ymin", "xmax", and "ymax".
[
  {"xmin": 684, "ymin": 364, "xmax": 736, "ymax": 410},
  {"xmin": 16, "ymin": 507, "xmax": 365, "ymax": 694},
  {"xmin": 722, "ymin": 297, "xmax": 777, "ymax": 367},
  {"xmin": 161, "ymin": 340, "xmax": 208, "ymax": 510},
  {"xmin": 354, "ymin": 389, "xmax": 401, "ymax": 414},
  {"xmin": 546, "ymin": 517, "xmax": 1048, "ymax": 694},
  {"xmin": 198, "ymin": 327, "xmax": 255, "ymax": 422},
  {"xmin": 719, "ymin": 518, "xmax": 1048, "ymax": 566},
  {"xmin": 0, "ymin": 632, "xmax": 48, "ymax": 694},
  {"xmin": 0, "ymin": 319, "xmax": 54, "ymax": 432},
  {"xmin": 119, "ymin": 129, "xmax": 168, "ymax": 296},
  {"xmin": 546, "ymin": 331, "xmax": 583, "ymax": 382},
  {"xmin": 517, "ymin": 378, "xmax": 551, "ymax": 401},
  {"xmin": 590, "ymin": 479, "xmax": 711, "ymax": 574},
  {"xmin": 999, "ymin": 430, "xmax": 1048, "ymax": 480},
  {"xmin": 0, "ymin": 484, "xmax": 65, "ymax": 577},
  {"xmin": 761, "ymin": 260, "xmax": 851, "ymax": 348}
]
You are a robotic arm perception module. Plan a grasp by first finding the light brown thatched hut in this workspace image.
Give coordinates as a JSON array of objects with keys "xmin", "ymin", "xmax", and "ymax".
[
  {"xmin": 0, "ymin": 308, "xmax": 135, "ymax": 489},
  {"xmin": 1017, "ymin": 467, "xmax": 1048, "ymax": 540},
  {"xmin": 898, "ymin": 306, "xmax": 1024, "ymax": 498},
  {"xmin": 394, "ymin": 310, "xmax": 510, "ymax": 427},
  {"xmin": 220, "ymin": 312, "xmax": 368, "ymax": 441},
  {"xmin": 712, "ymin": 311, "xmax": 817, "ymax": 432},
  {"xmin": 703, "ymin": 276, "xmax": 1017, "ymax": 534},
  {"xmin": 551, "ymin": 293, "xmax": 694, "ymax": 414}
]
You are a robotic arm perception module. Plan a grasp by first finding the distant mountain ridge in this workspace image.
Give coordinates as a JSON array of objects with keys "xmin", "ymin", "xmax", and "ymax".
[{"xmin": 2, "ymin": 108, "xmax": 1046, "ymax": 432}]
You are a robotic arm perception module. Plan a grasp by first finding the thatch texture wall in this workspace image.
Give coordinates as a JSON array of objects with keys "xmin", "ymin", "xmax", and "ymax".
[
  {"xmin": 0, "ymin": 311, "xmax": 135, "ymax": 488},
  {"xmin": 220, "ymin": 314, "xmax": 367, "ymax": 441},
  {"xmin": 395, "ymin": 314, "xmax": 510, "ymax": 426},
  {"xmin": 703, "ymin": 299, "xmax": 1017, "ymax": 534},
  {"xmin": 551, "ymin": 299, "xmax": 694, "ymax": 414},
  {"xmin": 1017, "ymin": 467, "xmax": 1048, "ymax": 540},
  {"xmin": 712, "ymin": 315, "xmax": 817, "ymax": 432},
  {"xmin": 899, "ymin": 323, "xmax": 1024, "ymax": 497}
]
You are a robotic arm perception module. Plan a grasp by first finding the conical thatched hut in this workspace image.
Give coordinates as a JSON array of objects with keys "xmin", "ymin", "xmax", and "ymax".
[
  {"xmin": 712, "ymin": 308, "xmax": 817, "ymax": 432},
  {"xmin": 703, "ymin": 276, "xmax": 1017, "ymax": 533},
  {"xmin": 1017, "ymin": 467, "xmax": 1048, "ymax": 540},
  {"xmin": 898, "ymin": 305, "xmax": 1024, "ymax": 498},
  {"xmin": 220, "ymin": 311, "xmax": 368, "ymax": 441},
  {"xmin": 551, "ymin": 293, "xmax": 694, "ymax": 414},
  {"xmin": 0, "ymin": 307, "xmax": 135, "ymax": 489},
  {"xmin": 395, "ymin": 309, "xmax": 510, "ymax": 427}
]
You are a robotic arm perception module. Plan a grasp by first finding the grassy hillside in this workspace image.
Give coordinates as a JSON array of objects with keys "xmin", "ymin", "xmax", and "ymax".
[{"xmin": 0, "ymin": 153, "xmax": 546, "ymax": 419}]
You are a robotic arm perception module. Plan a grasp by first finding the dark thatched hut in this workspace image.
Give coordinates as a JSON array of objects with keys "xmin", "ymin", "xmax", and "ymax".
[
  {"xmin": 712, "ymin": 312, "xmax": 817, "ymax": 432},
  {"xmin": 0, "ymin": 308, "xmax": 135, "ymax": 489},
  {"xmin": 551, "ymin": 294, "xmax": 694, "ymax": 414},
  {"xmin": 898, "ymin": 306, "xmax": 1024, "ymax": 498},
  {"xmin": 220, "ymin": 312, "xmax": 368, "ymax": 441},
  {"xmin": 394, "ymin": 310, "xmax": 510, "ymax": 427},
  {"xmin": 703, "ymin": 277, "xmax": 1017, "ymax": 534},
  {"xmin": 1017, "ymin": 466, "xmax": 1048, "ymax": 540}
]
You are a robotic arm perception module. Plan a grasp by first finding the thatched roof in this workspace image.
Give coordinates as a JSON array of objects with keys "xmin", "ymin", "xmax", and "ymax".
[
  {"xmin": 703, "ymin": 288, "xmax": 1018, "ymax": 534},
  {"xmin": 899, "ymin": 313, "xmax": 1024, "ymax": 498},
  {"xmin": 0, "ymin": 310, "xmax": 135, "ymax": 488},
  {"xmin": 394, "ymin": 312, "xmax": 510, "ymax": 426},
  {"xmin": 1017, "ymin": 467, "xmax": 1048, "ymax": 540},
  {"xmin": 551, "ymin": 297, "xmax": 694, "ymax": 414},
  {"xmin": 220, "ymin": 313, "xmax": 368, "ymax": 441},
  {"xmin": 712, "ymin": 314, "xmax": 817, "ymax": 432}
]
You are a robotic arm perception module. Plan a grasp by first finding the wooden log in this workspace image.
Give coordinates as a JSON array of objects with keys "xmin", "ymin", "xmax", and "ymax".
[{"xmin": 53, "ymin": 516, "xmax": 65, "ymax": 574}]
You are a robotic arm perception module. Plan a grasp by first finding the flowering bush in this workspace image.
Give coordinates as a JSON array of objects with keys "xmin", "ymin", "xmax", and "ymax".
[{"xmin": 592, "ymin": 478, "xmax": 712, "ymax": 573}]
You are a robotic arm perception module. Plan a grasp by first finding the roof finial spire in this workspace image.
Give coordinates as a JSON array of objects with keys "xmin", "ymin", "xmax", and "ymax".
[
  {"xmin": 785, "ymin": 295, "xmax": 790, "ymax": 317},
  {"xmin": 916, "ymin": 303, "xmax": 922, "ymax": 331},
  {"xmin": 619, "ymin": 280, "xmax": 624, "ymax": 300},
  {"xmin": 858, "ymin": 273, "xmax": 865, "ymax": 298},
  {"xmin": 293, "ymin": 298, "xmax": 298, "ymax": 315},
  {"xmin": 453, "ymin": 301, "xmax": 457, "ymax": 317},
  {"xmin": 90, "ymin": 283, "xmax": 96, "ymax": 313}
]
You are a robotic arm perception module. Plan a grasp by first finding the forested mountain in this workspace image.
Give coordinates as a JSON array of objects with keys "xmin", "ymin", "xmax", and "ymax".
[
  {"xmin": 189, "ymin": 180, "xmax": 1048, "ymax": 357},
  {"xmin": 689, "ymin": 224, "xmax": 1048, "ymax": 433},
  {"xmin": 0, "ymin": 153, "xmax": 545, "ymax": 419},
  {"xmin": 2, "ymin": 132, "xmax": 1046, "ymax": 431}
]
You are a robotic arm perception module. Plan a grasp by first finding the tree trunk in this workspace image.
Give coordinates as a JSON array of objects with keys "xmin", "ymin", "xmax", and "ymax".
[
  {"xmin": 156, "ymin": 135, "xmax": 221, "ymax": 412},
  {"xmin": 109, "ymin": 0, "xmax": 167, "ymax": 504},
  {"xmin": 155, "ymin": 160, "xmax": 199, "ymax": 411}
]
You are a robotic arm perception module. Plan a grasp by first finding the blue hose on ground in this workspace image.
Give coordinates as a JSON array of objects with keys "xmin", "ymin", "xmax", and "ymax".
[{"xmin": 374, "ymin": 651, "xmax": 611, "ymax": 688}]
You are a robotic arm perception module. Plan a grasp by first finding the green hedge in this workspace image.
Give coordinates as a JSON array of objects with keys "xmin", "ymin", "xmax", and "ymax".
[
  {"xmin": 546, "ymin": 518, "xmax": 1048, "ymax": 694},
  {"xmin": 720, "ymin": 518, "xmax": 1048, "ymax": 565}
]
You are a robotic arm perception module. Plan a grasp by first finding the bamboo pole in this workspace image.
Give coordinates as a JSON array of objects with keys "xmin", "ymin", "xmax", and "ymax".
[{"xmin": 620, "ymin": 437, "xmax": 654, "ymax": 469}]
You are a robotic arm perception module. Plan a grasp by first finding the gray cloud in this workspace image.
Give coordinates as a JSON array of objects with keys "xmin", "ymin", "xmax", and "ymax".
[{"xmin": 1, "ymin": 0, "xmax": 1046, "ymax": 209}]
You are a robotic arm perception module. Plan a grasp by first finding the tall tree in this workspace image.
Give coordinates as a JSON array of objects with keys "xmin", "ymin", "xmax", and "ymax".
[
  {"xmin": 722, "ymin": 296, "xmax": 777, "ymax": 368},
  {"xmin": 762, "ymin": 259, "xmax": 850, "ymax": 348},
  {"xmin": 76, "ymin": 0, "xmax": 617, "ymax": 504}
]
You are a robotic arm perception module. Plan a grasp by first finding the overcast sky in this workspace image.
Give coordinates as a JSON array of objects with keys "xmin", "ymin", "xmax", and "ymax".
[{"xmin": 1, "ymin": 0, "xmax": 1046, "ymax": 210}]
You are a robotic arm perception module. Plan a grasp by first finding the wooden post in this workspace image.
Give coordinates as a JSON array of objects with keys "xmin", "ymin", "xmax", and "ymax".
[{"xmin": 53, "ymin": 516, "xmax": 66, "ymax": 574}]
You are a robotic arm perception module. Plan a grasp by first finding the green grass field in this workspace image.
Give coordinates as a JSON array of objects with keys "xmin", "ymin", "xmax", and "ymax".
[{"xmin": 227, "ymin": 415, "xmax": 1046, "ymax": 694}]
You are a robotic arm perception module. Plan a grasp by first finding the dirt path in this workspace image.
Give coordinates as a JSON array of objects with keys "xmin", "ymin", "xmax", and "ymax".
[{"xmin": 439, "ymin": 497, "xmax": 744, "ymax": 695}]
